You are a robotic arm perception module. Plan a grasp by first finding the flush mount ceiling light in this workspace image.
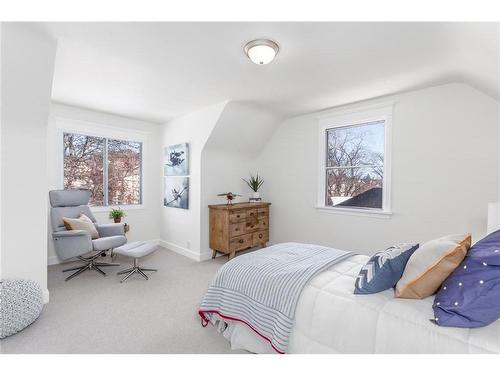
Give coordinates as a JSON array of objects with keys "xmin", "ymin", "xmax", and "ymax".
[{"xmin": 244, "ymin": 39, "xmax": 279, "ymax": 65}]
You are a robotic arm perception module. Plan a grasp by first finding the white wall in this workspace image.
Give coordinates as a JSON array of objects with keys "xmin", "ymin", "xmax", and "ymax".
[
  {"xmin": 1, "ymin": 24, "xmax": 57, "ymax": 302},
  {"xmin": 47, "ymin": 103, "xmax": 162, "ymax": 264},
  {"xmin": 49, "ymin": 84, "xmax": 500, "ymax": 270},
  {"xmin": 200, "ymin": 149, "xmax": 255, "ymax": 259},
  {"xmin": 159, "ymin": 101, "xmax": 279, "ymax": 260},
  {"xmin": 200, "ymin": 102, "xmax": 279, "ymax": 257},
  {"xmin": 256, "ymin": 83, "xmax": 500, "ymax": 254},
  {"xmin": 160, "ymin": 102, "xmax": 227, "ymax": 260},
  {"xmin": 0, "ymin": 24, "xmax": 3, "ymax": 280}
]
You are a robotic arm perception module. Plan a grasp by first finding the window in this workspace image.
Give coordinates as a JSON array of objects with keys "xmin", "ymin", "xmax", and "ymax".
[
  {"xmin": 63, "ymin": 132, "xmax": 142, "ymax": 206},
  {"xmin": 318, "ymin": 104, "xmax": 392, "ymax": 215}
]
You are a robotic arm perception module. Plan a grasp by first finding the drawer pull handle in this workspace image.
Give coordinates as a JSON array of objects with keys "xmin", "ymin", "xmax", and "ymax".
[
  {"xmin": 259, "ymin": 234, "xmax": 263, "ymax": 239},
  {"xmin": 237, "ymin": 215, "xmax": 240, "ymax": 218},
  {"xmin": 239, "ymin": 239, "xmax": 244, "ymax": 244}
]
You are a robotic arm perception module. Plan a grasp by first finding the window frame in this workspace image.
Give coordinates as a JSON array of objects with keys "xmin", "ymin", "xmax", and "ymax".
[
  {"xmin": 55, "ymin": 117, "xmax": 147, "ymax": 212},
  {"xmin": 316, "ymin": 102, "xmax": 393, "ymax": 218}
]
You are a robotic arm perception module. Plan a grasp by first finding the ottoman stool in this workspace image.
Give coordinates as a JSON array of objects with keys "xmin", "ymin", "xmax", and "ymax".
[{"xmin": 114, "ymin": 242, "xmax": 158, "ymax": 283}]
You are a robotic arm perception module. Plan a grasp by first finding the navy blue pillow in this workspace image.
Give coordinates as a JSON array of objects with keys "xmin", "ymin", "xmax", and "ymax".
[
  {"xmin": 354, "ymin": 243, "xmax": 419, "ymax": 294},
  {"xmin": 433, "ymin": 230, "xmax": 500, "ymax": 328}
]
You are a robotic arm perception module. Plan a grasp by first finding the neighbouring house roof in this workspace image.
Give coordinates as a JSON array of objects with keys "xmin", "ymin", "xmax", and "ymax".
[{"xmin": 337, "ymin": 187, "xmax": 383, "ymax": 209}]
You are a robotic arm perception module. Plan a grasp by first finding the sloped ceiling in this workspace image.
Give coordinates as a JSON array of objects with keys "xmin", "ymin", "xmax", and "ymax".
[
  {"xmin": 39, "ymin": 22, "xmax": 500, "ymax": 123},
  {"xmin": 203, "ymin": 101, "xmax": 279, "ymax": 156}
]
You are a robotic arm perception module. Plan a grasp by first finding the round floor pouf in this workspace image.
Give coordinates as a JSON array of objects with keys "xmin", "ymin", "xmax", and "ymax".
[{"xmin": 0, "ymin": 279, "xmax": 44, "ymax": 339}]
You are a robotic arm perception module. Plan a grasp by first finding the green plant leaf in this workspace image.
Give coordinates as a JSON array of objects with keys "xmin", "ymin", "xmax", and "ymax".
[
  {"xmin": 242, "ymin": 173, "xmax": 264, "ymax": 192},
  {"xmin": 109, "ymin": 207, "xmax": 126, "ymax": 219}
]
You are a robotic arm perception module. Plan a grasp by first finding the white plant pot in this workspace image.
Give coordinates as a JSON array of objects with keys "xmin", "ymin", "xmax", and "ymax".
[{"xmin": 252, "ymin": 192, "xmax": 260, "ymax": 199}]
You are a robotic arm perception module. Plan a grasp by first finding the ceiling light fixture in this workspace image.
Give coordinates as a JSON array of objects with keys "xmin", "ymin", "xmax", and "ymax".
[{"xmin": 244, "ymin": 39, "xmax": 279, "ymax": 65}]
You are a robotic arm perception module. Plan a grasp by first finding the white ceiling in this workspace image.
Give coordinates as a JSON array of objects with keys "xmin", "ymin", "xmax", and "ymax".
[{"xmin": 40, "ymin": 22, "xmax": 499, "ymax": 123}]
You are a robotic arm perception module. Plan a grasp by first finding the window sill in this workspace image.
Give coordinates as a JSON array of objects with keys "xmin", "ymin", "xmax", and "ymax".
[
  {"xmin": 315, "ymin": 206, "xmax": 392, "ymax": 219},
  {"xmin": 90, "ymin": 204, "xmax": 145, "ymax": 213}
]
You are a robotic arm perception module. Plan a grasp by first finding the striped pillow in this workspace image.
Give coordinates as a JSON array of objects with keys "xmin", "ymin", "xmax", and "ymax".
[{"xmin": 355, "ymin": 243, "xmax": 419, "ymax": 294}]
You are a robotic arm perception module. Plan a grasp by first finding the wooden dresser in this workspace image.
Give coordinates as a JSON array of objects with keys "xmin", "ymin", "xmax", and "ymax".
[{"xmin": 209, "ymin": 202, "xmax": 271, "ymax": 260}]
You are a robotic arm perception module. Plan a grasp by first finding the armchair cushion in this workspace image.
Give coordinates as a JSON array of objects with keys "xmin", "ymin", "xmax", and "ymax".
[
  {"xmin": 62, "ymin": 214, "xmax": 99, "ymax": 239},
  {"xmin": 51, "ymin": 206, "xmax": 96, "ymax": 232},
  {"xmin": 92, "ymin": 236, "xmax": 127, "ymax": 251},
  {"xmin": 95, "ymin": 223, "xmax": 125, "ymax": 238},
  {"xmin": 52, "ymin": 230, "xmax": 93, "ymax": 261},
  {"xmin": 52, "ymin": 230, "xmax": 90, "ymax": 238},
  {"xmin": 49, "ymin": 189, "xmax": 91, "ymax": 207}
]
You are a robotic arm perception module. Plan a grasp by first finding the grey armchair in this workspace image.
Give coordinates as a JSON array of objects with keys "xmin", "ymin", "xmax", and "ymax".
[{"xmin": 49, "ymin": 189, "xmax": 127, "ymax": 281}]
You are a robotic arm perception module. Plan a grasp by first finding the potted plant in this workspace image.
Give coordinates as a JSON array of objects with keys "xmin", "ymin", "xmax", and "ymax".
[
  {"xmin": 109, "ymin": 207, "xmax": 126, "ymax": 223},
  {"xmin": 242, "ymin": 173, "xmax": 264, "ymax": 200}
]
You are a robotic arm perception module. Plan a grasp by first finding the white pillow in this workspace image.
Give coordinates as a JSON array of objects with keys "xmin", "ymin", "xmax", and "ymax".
[
  {"xmin": 62, "ymin": 213, "xmax": 99, "ymax": 239},
  {"xmin": 395, "ymin": 233, "xmax": 471, "ymax": 299}
]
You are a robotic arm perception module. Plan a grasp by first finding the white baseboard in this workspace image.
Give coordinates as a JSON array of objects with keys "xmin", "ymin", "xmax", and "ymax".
[
  {"xmin": 47, "ymin": 255, "xmax": 60, "ymax": 266},
  {"xmin": 42, "ymin": 288, "xmax": 50, "ymax": 304},
  {"xmin": 159, "ymin": 240, "xmax": 210, "ymax": 262},
  {"xmin": 200, "ymin": 250, "xmax": 215, "ymax": 261}
]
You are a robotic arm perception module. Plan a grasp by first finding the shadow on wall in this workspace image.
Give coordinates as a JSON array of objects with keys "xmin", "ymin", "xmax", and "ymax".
[{"xmin": 200, "ymin": 102, "xmax": 281, "ymax": 257}]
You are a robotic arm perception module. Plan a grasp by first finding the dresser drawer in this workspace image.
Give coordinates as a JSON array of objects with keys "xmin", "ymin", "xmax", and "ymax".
[
  {"xmin": 258, "ymin": 216, "xmax": 269, "ymax": 230},
  {"xmin": 247, "ymin": 209, "xmax": 258, "ymax": 219},
  {"xmin": 244, "ymin": 220, "xmax": 260, "ymax": 233},
  {"xmin": 252, "ymin": 231, "xmax": 269, "ymax": 246},
  {"xmin": 229, "ymin": 210, "xmax": 246, "ymax": 223},
  {"xmin": 257, "ymin": 207, "xmax": 269, "ymax": 216},
  {"xmin": 209, "ymin": 203, "xmax": 271, "ymax": 260},
  {"xmin": 229, "ymin": 234, "xmax": 252, "ymax": 252},
  {"xmin": 229, "ymin": 222, "xmax": 246, "ymax": 237}
]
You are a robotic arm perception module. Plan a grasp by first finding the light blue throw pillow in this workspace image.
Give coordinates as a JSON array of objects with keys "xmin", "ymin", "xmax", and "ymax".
[{"xmin": 354, "ymin": 243, "xmax": 419, "ymax": 294}]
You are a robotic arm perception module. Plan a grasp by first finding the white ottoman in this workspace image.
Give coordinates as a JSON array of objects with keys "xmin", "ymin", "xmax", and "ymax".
[
  {"xmin": 0, "ymin": 279, "xmax": 43, "ymax": 339},
  {"xmin": 114, "ymin": 242, "xmax": 158, "ymax": 283}
]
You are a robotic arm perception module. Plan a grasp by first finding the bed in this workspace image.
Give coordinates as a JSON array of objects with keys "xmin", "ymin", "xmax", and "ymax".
[{"xmin": 200, "ymin": 245, "xmax": 500, "ymax": 354}]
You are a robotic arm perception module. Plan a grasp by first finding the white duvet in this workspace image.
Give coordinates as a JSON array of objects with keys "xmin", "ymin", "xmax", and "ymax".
[{"xmin": 222, "ymin": 255, "xmax": 500, "ymax": 354}]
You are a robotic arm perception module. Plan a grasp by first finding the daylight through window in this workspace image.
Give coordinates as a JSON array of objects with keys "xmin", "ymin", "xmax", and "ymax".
[
  {"xmin": 325, "ymin": 120, "xmax": 385, "ymax": 210},
  {"xmin": 63, "ymin": 132, "xmax": 142, "ymax": 206}
]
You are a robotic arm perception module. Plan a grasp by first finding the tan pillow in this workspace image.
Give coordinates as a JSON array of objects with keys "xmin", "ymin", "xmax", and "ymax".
[
  {"xmin": 62, "ymin": 214, "xmax": 99, "ymax": 239},
  {"xmin": 395, "ymin": 233, "xmax": 471, "ymax": 299}
]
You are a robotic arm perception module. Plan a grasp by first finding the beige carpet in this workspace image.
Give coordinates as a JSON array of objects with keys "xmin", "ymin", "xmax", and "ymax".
[{"xmin": 0, "ymin": 247, "xmax": 246, "ymax": 354}]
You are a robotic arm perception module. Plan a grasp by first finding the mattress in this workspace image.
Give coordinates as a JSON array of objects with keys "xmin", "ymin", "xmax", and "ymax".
[{"xmin": 223, "ymin": 254, "xmax": 500, "ymax": 353}]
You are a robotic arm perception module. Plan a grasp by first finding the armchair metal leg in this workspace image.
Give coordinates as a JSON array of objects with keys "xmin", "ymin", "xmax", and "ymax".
[
  {"xmin": 137, "ymin": 269, "xmax": 149, "ymax": 280},
  {"xmin": 117, "ymin": 267, "xmax": 134, "ymax": 275},
  {"xmin": 93, "ymin": 262, "xmax": 120, "ymax": 267},
  {"xmin": 120, "ymin": 269, "xmax": 137, "ymax": 283},
  {"xmin": 140, "ymin": 268, "xmax": 157, "ymax": 272},
  {"xmin": 93, "ymin": 266, "xmax": 106, "ymax": 276},
  {"xmin": 65, "ymin": 266, "xmax": 89, "ymax": 281},
  {"xmin": 117, "ymin": 258, "xmax": 157, "ymax": 283},
  {"xmin": 63, "ymin": 265, "xmax": 87, "ymax": 272},
  {"xmin": 63, "ymin": 250, "xmax": 121, "ymax": 281}
]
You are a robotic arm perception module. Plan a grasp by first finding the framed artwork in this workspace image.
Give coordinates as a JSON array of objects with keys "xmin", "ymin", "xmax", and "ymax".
[
  {"xmin": 164, "ymin": 142, "xmax": 189, "ymax": 176},
  {"xmin": 164, "ymin": 177, "xmax": 189, "ymax": 209}
]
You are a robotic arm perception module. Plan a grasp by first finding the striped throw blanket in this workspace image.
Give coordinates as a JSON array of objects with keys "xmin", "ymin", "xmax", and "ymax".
[{"xmin": 198, "ymin": 242, "xmax": 353, "ymax": 353}]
